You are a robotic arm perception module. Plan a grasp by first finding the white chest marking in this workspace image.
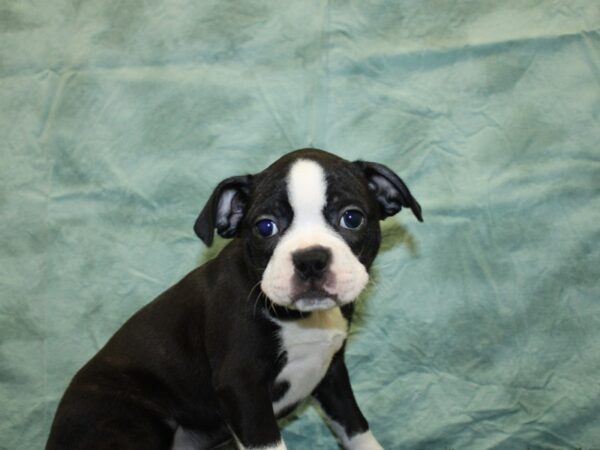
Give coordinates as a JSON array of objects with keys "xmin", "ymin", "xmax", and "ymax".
[{"xmin": 271, "ymin": 307, "xmax": 348, "ymax": 415}]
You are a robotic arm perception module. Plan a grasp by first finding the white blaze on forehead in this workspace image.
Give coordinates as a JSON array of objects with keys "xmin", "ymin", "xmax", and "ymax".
[{"xmin": 287, "ymin": 159, "xmax": 327, "ymax": 227}]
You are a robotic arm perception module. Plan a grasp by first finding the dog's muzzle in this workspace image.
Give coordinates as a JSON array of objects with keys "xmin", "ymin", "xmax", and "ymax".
[
  {"xmin": 290, "ymin": 246, "xmax": 339, "ymax": 311},
  {"xmin": 260, "ymin": 225, "xmax": 369, "ymax": 311}
]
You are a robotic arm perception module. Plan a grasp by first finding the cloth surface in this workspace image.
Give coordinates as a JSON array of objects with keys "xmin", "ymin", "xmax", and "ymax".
[{"xmin": 1, "ymin": 1, "xmax": 600, "ymax": 449}]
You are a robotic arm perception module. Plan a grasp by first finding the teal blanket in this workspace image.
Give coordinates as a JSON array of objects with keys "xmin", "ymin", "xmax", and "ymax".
[{"xmin": 1, "ymin": 1, "xmax": 599, "ymax": 448}]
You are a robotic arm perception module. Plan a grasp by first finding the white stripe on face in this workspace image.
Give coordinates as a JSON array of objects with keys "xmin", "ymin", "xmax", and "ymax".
[
  {"xmin": 260, "ymin": 159, "xmax": 369, "ymax": 310},
  {"xmin": 287, "ymin": 159, "xmax": 327, "ymax": 228}
]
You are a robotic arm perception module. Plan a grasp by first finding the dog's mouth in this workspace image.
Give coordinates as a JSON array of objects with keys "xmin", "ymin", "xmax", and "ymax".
[{"xmin": 292, "ymin": 290, "xmax": 339, "ymax": 312}]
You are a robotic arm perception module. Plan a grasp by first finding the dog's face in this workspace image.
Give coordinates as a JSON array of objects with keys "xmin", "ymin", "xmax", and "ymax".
[{"xmin": 195, "ymin": 149, "xmax": 422, "ymax": 311}]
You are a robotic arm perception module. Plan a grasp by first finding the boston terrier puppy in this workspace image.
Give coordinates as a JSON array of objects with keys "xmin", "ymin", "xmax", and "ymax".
[{"xmin": 47, "ymin": 148, "xmax": 422, "ymax": 450}]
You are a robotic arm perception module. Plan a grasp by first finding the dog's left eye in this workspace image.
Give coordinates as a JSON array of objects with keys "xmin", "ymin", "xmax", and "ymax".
[
  {"xmin": 256, "ymin": 219, "xmax": 279, "ymax": 237},
  {"xmin": 340, "ymin": 209, "xmax": 364, "ymax": 230}
]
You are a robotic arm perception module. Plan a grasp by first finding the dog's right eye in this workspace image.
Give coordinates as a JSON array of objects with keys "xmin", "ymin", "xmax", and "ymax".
[{"xmin": 255, "ymin": 219, "xmax": 279, "ymax": 237}]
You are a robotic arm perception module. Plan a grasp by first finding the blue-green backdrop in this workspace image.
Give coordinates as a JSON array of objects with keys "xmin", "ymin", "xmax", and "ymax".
[{"xmin": 1, "ymin": 1, "xmax": 600, "ymax": 449}]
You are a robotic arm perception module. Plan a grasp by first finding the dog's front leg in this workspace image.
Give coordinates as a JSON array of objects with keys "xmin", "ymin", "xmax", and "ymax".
[
  {"xmin": 214, "ymin": 376, "xmax": 286, "ymax": 450},
  {"xmin": 313, "ymin": 352, "xmax": 384, "ymax": 450}
]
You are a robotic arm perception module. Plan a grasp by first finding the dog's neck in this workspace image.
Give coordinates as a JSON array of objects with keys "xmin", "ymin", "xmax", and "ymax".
[{"xmin": 258, "ymin": 296, "xmax": 312, "ymax": 321}]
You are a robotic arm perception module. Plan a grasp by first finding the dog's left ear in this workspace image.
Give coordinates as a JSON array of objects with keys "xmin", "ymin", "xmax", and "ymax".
[
  {"xmin": 354, "ymin": 160, "xmax": 423, "ymax": 222},
  {"xmin": 194, "ymin": 175, "xmax": 253, "ymax": 246}
]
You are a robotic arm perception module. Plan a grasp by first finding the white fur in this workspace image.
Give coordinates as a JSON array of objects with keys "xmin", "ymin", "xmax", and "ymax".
[
  {"xmin": 271, "ymin": 307, "xmax": 348, "ymax": 415},
  {"xmin": 171, "ymin": 426, "xmax": 212, "ymax": 450},
  {"xmin": 236, "ymin": 439, "xmax": 287, "ymax": 450},
  {"xmin": 261, "ymin": 159, "xmax": 369, "ymax": 309},
  {"xmin": 170, "ymin": 425, "xmax": 288, "ymax": 450},
  {"xmin": 329, "ymin": 421, "xmax": 384, "ymax": 450}
]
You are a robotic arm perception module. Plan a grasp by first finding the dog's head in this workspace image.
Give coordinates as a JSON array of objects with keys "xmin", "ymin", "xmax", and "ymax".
[{"xmin": 194, "ymin": 149, "xmax": 422, "ymax": 312}]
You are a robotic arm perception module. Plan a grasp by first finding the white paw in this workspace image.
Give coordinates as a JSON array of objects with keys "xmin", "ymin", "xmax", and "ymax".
[
  {"xmin": 241, "ymin": 440, "xmax": 288, "ymax": 450},
  {"xmin": 346, "ymin": 430, "xmax": 384, "ymax": 450}
]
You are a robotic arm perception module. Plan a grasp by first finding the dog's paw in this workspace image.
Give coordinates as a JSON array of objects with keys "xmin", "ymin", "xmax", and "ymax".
[{"xmin": 346, "ymin": 430, "xmax": 384, "ymax": 450}]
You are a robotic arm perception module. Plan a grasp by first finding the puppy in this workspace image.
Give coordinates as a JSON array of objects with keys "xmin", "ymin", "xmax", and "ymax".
[{"xmin": 46, "ymin": 148, "xmax": 422, "ymax": 450}]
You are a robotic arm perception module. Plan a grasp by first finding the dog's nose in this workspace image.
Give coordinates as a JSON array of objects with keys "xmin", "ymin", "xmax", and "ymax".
[{"xmin": 292, "ymin": 246, "xmax": 331, "ymax": 281}]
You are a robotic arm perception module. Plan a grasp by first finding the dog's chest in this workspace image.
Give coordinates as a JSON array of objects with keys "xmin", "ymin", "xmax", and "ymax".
[{"xmin": 270, "ymin": 308, "xmax": 348, "ymax": 415}]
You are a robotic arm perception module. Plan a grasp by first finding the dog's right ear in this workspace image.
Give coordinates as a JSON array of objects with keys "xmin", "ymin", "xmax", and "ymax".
[{"xmin": 194, "ymin": 175, "xmax": 253, "ymax": 247}]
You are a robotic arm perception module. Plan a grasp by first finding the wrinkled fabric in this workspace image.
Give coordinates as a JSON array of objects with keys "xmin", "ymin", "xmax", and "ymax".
[{"xmin": 1, "ymin": 1, "xmax": 600, "ymax": 449}]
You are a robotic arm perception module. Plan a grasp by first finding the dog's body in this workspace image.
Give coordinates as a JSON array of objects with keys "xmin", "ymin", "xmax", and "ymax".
[{"xmin": 47, "ymin": 149, "xmax": 422, "ymax": 450}]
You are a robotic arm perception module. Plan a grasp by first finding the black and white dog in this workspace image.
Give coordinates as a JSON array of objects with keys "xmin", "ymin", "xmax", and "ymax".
[{"xmin": 47, "ymin": 148, "xmax": 422, "ymax": 450}]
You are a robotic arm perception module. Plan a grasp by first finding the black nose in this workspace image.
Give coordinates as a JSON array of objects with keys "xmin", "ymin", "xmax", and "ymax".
[{"xmin": 292, "ymin": 246, "xmax": 331, "ymax": 281}]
